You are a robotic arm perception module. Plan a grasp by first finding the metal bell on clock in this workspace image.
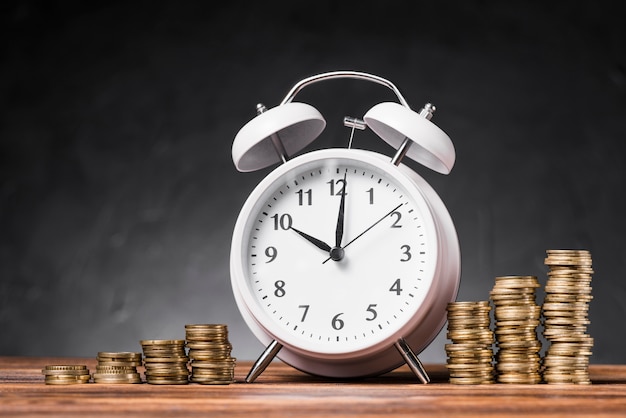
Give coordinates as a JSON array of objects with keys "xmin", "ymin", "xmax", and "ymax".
[
  {"xmin": 232, "ymin": 102, "xmax": 326, "ymax": 172},
  {"xmin": 364, "ymin": 102, "xmax": 456, "ymax": 174}
]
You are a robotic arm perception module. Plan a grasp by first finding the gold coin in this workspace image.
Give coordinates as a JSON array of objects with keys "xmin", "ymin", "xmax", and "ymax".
[
  {"xmin": 44, "ymin": 375, "xmax": 91, "ymax": 385},
  {"xmin": 97, "ymin": 352, "xmax": 142, "ymax": 360},
  {"xmin": 185, "ymin": 324, "xmax": 228, "ymax": 331},
  {"xmin": 142, "ymin": 346, "xmax": 187, "ymax": 353},
  {"xmin": 495, "ymin": 317, "xmax": 541, "ymax": 325},
  {"xmin": 186, "ymin": 341, "xmax": 232, "ymax": 349},
  {"xmin": 43, "ymin": 365, "xmax": 88, "ymax": 371},
  {"xmin": 447, "ymin": 328, "xmax": 494, "ymax": 337},
  {"xmin": 44, "ymin": 374, "xmax": 91, "ymax": 381},
  {"xmin": 445, "ymin": 343, "xmax": 492, "ymax": 351},
  {"xmin": 446, "ymin": 317, "xmax": 491, "ymax": 323},
  {"xmin": 190, "ymin": 358, "xmax": 236, "ymax": 367},
  {"xmin": 146, "ymin": 378, "xmax": 189, "ymax": 385},
  {"xmin": 188, "ymin": 348, "xmax": 231, "ymax": 359},
  {"xmin": 446, "ymin": 349, "xmax": 493, "ymax": 358},
  {"xmin": 96, "ymin": 365, "xmax": 138, "ymax": 371},
  {"xmin": 190, "ymin": 377, "xmax": 234, "ymax": 385},
  {"xmin": 449, "ymin": 378, "xmax": 494, "ymax": 385},
  {"xmin": 494, "ymin": 324, "xmax": 538, "ymax": 333},
  {"xmin": 449, "ymin": 371, "xmax": 495, "ymax": 380},
  {"xmin": 497, "ymin": 375, "xmax": 542, "ymax": 384},
  {"xmin": 542, "ymin": 302, "xmax": 590, "ymax": 310},
  {"xmin": 544, "ymin": 296, "xmax": 593, "ymax": 304},
  {"xmin": 140, "ymin": 339, "xmax": 186, "ymax": 345},
  {"xmin": 92, "ymin": 372, "xmax": 141, "ymax": 379},
  {"xmin": 495, "ymin": 275, "xmax": 539, "ymax": 282},
  {"xmin": 93, "ymin": 368, "xmax": 141, "ymax": 375},
  {"xmin": 42, "ymin": 368, "xmax": 90, "ymax": 376}
]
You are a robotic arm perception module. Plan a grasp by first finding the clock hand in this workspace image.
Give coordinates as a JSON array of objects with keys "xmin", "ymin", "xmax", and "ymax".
[
  {"xmin": 290, "ymin": 226, "xmax": 332, "ymax": 252},
  {"xmin": 334, "ymin": 171, "xmax": 347, "ymax": 248},
  {"xmin": 323, "ymin": 202, "xmax": 404, "ymax": 264}
]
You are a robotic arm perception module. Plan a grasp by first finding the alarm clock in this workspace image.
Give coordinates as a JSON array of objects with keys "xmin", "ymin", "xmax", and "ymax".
[{"xmin": 230, "ymin": 71, "xmax": 461, "ymax": 383}]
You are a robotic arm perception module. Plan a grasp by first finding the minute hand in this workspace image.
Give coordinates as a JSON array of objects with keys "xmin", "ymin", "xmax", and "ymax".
[
  {"xmin": 323, "ymin": 203, "xmax": 404, "ymax": 264},
  {"xmin": 334, "ymin": 171, "xmax": 347, "ymax": 248}
]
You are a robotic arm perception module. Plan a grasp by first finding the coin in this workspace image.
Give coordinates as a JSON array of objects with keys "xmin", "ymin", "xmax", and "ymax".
[
  {"xmin": 542, "ymin": 249, "xmax": 594, "ymax": 385},
  {"xmin": 140, "ymin": 339, "xmax": 190, "ymax": 385},
  {"xmin": 444, "ymin": 301, "xmax": 494, "ymax": 385},
  {"xmin": 44, "ymin": 374, "xmax": 92, "ymax": 385},
  {"xmin": 43, "ymin": 365, "xmax": 88, "ymax": 371},
  {"xmin": 41, "ymin": 364, "xmax": 91, "ymax": 385},
  {"xmin": 185, "ymin": 324, "xmax": 236, "ymax": 385},
  {"xmin": 97, "ymin": 352, "xmax": 142, "ymax": 360},
  {"xmin": 42, "ymin": 365, "xmax": 91, "ymax": 385},
  {"xmin": 92, "ymin": 351, "xmax": 143, "ymax": 384},
  {"xmin": 42, "ymin": 368, "xmax": 90, "ymax": 376},
  {"xmin": 489, "ymin": 275, "xmax": 543, "ymax": 384}
]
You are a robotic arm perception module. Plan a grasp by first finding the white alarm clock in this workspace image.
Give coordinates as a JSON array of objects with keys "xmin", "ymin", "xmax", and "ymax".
[{"xmin": 230, "ymin": 71, "xmax": 461, "ymax": 383}]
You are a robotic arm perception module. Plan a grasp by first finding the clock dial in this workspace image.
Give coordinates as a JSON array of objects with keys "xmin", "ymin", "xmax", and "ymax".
[{"xmin": 232, "ymin": 150, "xmax": 440, "ymax": 357}]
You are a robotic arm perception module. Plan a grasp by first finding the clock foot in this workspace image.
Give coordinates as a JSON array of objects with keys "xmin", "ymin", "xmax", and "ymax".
[
  {"xmin": 395, "ymin": 338, "xmax": 430, "ymax": 384},
  {"xmin": 245, "ymin": 339, "xmax": 283, "ymax": 383}
]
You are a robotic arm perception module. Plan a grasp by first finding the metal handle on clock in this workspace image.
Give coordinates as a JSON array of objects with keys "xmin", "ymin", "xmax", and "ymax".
[{"xmin": 280, "ymin": 71, "xmax": 411, "ymax": 108}]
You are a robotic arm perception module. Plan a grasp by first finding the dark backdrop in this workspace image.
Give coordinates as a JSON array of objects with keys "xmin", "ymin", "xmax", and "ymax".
[{"xmin": 1, "ymin": 1, "xmax": 625, "ymax": 365}]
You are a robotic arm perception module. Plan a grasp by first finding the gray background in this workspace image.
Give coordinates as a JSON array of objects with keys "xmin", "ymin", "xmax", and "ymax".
[{"xmin": 1, "ymin": 1, "xmax": 625, "ymax": 366}]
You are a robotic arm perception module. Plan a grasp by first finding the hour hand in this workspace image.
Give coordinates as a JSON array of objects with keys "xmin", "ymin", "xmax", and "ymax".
[{"xmin": 290, "ymin": 227, "xmax": 332, "ymax": 252}]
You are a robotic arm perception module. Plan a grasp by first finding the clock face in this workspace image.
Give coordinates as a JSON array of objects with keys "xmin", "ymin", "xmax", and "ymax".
[{"xmin": 231, "ymin": 149, "xmax": 440, "ymax": 357}]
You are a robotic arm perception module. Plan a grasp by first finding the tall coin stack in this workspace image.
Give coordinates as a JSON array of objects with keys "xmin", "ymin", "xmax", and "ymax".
[
  {"xmin": 445, "ymin": 301, "xmax": 495, "ymax": 384},
  {"xmin": 185, "ymin": 324, "xmax": 236, "ymax": 385},
  {"xmin": 93, "ymin": 352, "xmax": 143, "ymax": 384},
  {"xmin": 140, "ymin": 339, "xmax": 190, "ymax": 385},
  {"xmin": 42, "ymin": 365, "xmax": 91, "ymax": 385},
  {"xmin": 490, "ymin": 276, "xmax": 542, "ymax": 384},
  {"xmin": 542, "ymin": 249, "xmax": 594, "ymax": 384}
]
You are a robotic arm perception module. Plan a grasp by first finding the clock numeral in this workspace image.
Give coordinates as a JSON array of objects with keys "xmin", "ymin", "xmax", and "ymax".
[
  {"xmin": 265, "ymin": 246, "xmax": 277, "ymax": 263},
  {"xmin": 331, "ymin": 313, "xmax": 345, "ymax": 330},
  {"xmin": 366, "ymin": 187, "xmax": 374, "ymax": 205},
  {"xmin": 274, "ymin": 280, "xmax": 286, "ymax": 297},
  {"xmin": 389, "ymin": 278, "xmax": 403, "ymax": 295},
  {"xmin": 296, "ymin": 189, "xmax": 313, "ymax": 206},
  {"xmin": 271, "ymin": 213, "xmax": 293, "ymax": 230},
  {"xmin": 327, "ymin": 178, "xmax": 347, "ymax": 196},
  {"xmin": 366, "ymin": 304, "xmax": 378, "ymax": 321},
  {"xmin": 298, "ymin": 304, "xmax": 310, "ymax": 322},
  {"xmin": 390, "ymin": 211, "xmax": 402, "ymax": 228},
  {"xmin": 400, "ymin": 245, "xmax": 412, "ymax": 262}
]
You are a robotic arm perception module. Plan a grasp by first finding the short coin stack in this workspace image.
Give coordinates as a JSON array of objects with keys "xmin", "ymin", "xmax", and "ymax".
[
  {"xmin": 490, "ymin": 275, "xmax": 542, "ymax": 384},
  {"xmin": 140, "ymin": 339, "xmax": 190, "ymax": 385},
  {"xmin": 186, "ymin": 324, "xmax": 236, "ymax": 385},
  {"xmin": 542, "ymin": 249, "xmax": 594, "ymax": 384},
  {"xmin": 93, "ymin": 352, "xmax": 143, "ymax": 384},
  {"xmin": 42, "ymin": 365, "xmax": 91, "ymax": 385},
  {"xmin": 445, "ymin": 301, "xmax": 494, "ymax": 384}
]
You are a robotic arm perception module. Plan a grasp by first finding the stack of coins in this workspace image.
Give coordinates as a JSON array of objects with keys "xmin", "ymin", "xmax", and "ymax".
[
  {"xmin": 490, "ymin": 275, "xmax": 542, "ymax": 384},
  {"xmin": 186, "ymin": 324, "xmax": 236, "ymax": 385},
  {"xmin": 542, "ymin": 249, "xmax": 594, "ymax": 384},
  {"xmin": 93, "ymin": 352, "xmax": 143, "ymax": 384},
  {"xmin": 42, "ymin": 365, "xmax": 91, "ymax": 385},
  {"xmin": 445, "ymin": 301, "xmax": 495, "ymax": 384},
  {"xmin": 140, "ymin": 339, "xmax": 190, "ymax": 385}
]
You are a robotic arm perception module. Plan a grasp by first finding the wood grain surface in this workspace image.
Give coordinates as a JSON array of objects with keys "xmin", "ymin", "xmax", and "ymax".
[{"xmin": 1, "ymin": 357, "xmax": 626, "ymax": 417}]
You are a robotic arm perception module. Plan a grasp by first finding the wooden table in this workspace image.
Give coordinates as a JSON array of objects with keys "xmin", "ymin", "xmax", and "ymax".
[{"xmin": 2, "ymin": 357, "xmax": 626, "ymax": 417}]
